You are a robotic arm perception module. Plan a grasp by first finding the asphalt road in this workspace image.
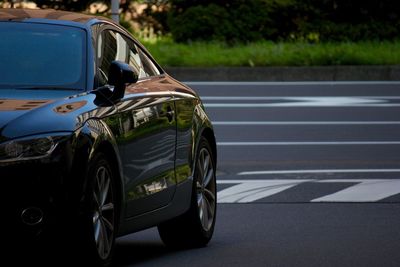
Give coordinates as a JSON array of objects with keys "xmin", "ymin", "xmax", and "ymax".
[{"xmin": 115, "ymin": 81, "xmax": 400, "ymax": 267}]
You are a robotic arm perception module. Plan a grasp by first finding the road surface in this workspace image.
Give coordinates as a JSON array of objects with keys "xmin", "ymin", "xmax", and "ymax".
[{"xmin": 116, "ymin": 81, "xmax": 400, "ymax": 266}]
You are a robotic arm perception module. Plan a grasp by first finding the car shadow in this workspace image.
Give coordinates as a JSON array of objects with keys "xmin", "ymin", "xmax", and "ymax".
[
  {"xmin": 114, "ymin": 240, "xmax": 173, "ymax": 266},
  {"xmin": 113, "ymin": 228, "xmax": 210, "ymax": 266},
  {"xmin": 8, "ymin": 229, "xmax": 198, "ymax": 266}
]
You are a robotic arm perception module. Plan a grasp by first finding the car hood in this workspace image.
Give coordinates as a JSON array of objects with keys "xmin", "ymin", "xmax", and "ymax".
[{"xmin": 0, "ymin": 89, "xmax": 103, "ymax": 141}]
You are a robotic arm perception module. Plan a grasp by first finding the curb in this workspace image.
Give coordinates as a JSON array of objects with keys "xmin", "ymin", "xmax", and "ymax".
[{"xmin": 165, "ymin": 66, "xmax": 400, "ymax": 81}]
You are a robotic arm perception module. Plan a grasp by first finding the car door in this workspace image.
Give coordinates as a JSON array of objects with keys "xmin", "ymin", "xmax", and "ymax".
[{"xmin": 95, "ymin": 27, "xmax": 177, "ymax": 217}]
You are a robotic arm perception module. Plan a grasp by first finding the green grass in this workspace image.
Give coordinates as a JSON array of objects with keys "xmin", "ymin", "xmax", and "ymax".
[{"xmin": 141, "ymin": 39, "xmax": 400, "ymax": 67}]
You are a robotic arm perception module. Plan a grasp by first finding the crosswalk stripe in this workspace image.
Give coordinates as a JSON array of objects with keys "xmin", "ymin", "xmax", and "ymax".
[
  {"xmin": 311, "ymin": 179, "xmax": 400, "ymax": 202},
  {"xmin": 218, "ymin": 180, "xmax": 312, "ymax": 203},
  {"xmin": 217, "ymin": 179, "xmax": 400, "ymax": 203},
  {"xmin": 238, "ymin": 169, "xmax": 400, "ymax": 176}
]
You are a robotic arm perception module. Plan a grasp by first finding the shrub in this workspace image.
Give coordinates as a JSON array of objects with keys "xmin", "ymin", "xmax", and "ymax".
[
  {"xmin": 168, "ymin": 0, "xmax": 270, "ymax": 43},
  {"xmin": 168, "ymin": 4, "xmax": 232, "ymax": 42},
  {"xmin": 164, "ymin": 0, "xmax": 400, "ymax": 42}
]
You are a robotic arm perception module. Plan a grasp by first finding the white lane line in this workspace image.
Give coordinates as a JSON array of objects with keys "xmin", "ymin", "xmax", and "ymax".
[
  {"xmin": 203, "ymin": 96, "xmax": 400, "ymax": 107},
  {"xmin": 205, "ymin": 103, "xmax": 400, "ymax": 108},
  {"xmin": 213, "ymin": 121, "xmax": 400, "ymax": 125},
  {"xmin": 217, "ymin": 179, "xmax": 312, "ymax": 203},
  {"xmin": 217, "ymin": 179, "xmax": 400, "ymax": 203},
  {"xmin": 202, "ymin": 96, "xmax": 400, "ymax": 100},
  {"xmin": 218, "ymin": 179, "xmax": 268, "ymax": 184},
  {"xmin": 311, "ymin": 179, "xmax": 400, "ymax": 202},
  {"xmin": 186, "ymin": 81, "xmax": 400, "ymax": 86},
  {"xmin": 238, "ymin": 169, "xmax": 400, "ymax": 176},
  {"xmin": 217, "ymin": 141, "xmax": 400, "ymax": 146}
]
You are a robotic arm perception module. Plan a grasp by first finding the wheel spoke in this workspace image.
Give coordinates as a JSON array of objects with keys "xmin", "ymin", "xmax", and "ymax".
[
  {"xmin": 93, "ymin": 191, "xmax": 100, "ymax": 207},
  {"xmin": 197, "ymin": 194, "xmax": 203, "ymax": 209},
  {"xmin": 201, "ymin": 197, "xmax": 209, "ymax": 228},
  {"xmin": 203, "ymin": 168, "xmax": 214, "ymax": 188},
  {"xmin": 102, "ymin": 216, "xmax": 114, "ymax": 232},
  {"xmin": 97, "ymin": 220, "xmax": 105, "ymax": 256},
  {"xmin": 196, "ymin": 181, "xmax": 202, "ymax": 190},
  {"xmin": 97, "ymin": 168, "xmax": 105, "ymax": 192},
  {"xmin": 200, "ymin": 150, "xmax": 204, "ymax": 168},
  {"xmin": 203, "ymin": 194, "xmax": 214, "ymax": 217},
  {"xmin": 197, "ymin": 158, "xmax": 204, "ymax": 182},
  {"xmin": 102, "ymin": 202, "xmax": 114, "ymax": 212},
  {"xmin": 198, "ymin": 196, "xmax": 205, "ymax": 220},
  {"xmin": 204, "ymin": 188, "xmax": 216, "ymax": 203},
  {"xmin": 203, "ymin": 154, "xmax": 210, "ymax": 179},
  {"xmin": 94, "ymin": 217, "xmax": 101, "ymax": 242},
  {"xmin": 101, "ymin": 219, "xmax": 110, "ymax": 255},
  {"xmin": 100, "ymin": 176, "xmax": 110, "ymax": 206}
]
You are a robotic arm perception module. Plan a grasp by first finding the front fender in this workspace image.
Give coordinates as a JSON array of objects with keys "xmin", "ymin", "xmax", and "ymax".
[
  {"xmin": 191, "ymin": 102, "xmax": 217, "ymax": 175},
  {"xmin": 68, "ymin": 118, "xmax": 125, "ymax": 218}
]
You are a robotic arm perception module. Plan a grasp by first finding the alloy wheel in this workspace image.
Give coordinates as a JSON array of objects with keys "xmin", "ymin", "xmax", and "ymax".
[
  {"xmin": 92, "ymin": 166, "xmax": 115, "ymax": 260},
  {"xmin": 196, "ymin": 147, "xmax": 216, "ymax": 231}
]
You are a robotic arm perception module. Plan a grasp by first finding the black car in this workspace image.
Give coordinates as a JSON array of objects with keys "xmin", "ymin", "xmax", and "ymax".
[{"xmin": 0, "ymin": 8, "xmax": 217, "ymax": 266}]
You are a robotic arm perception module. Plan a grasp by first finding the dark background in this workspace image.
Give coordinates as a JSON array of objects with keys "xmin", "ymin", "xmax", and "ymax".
[{"xmin": 6, "ymin": 0, "xmax": 400, "ymax": 43}]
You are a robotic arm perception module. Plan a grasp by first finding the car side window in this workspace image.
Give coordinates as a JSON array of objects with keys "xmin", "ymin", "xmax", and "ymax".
[
  {"xmin": 123, "ymin": 38, "xmax": 158, "ymax": 79},
  {"xmin": 97, "ymin": 30, "xmax": 138, "ymax": 85},
  {"xmin": 126, "ymin": 41, "xmax": 147, "ymax": 79},
  {"xmin": 138, "ymin": 48, "xmax": 161, "ymax": 77},
  {"xmin": 96, "ymin": 29, "xmax": 161, "ymax": 87},
  {"xmin": 97, "ymin": 30, "xmax": 117, "ymax": 87}
]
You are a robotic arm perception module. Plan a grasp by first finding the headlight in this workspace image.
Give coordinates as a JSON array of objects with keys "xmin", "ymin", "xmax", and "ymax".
[{"xmin": 0, "ymin": 133, "xmax": 69, "ymax": 162}]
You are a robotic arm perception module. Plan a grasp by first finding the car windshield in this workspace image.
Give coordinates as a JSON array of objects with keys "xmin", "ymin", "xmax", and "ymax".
[{"xmin": 0, "ymin": 22, "xmax": 86, "ymax": 90}]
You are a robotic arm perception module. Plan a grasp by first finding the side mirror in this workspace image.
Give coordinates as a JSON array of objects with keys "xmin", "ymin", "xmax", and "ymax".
[{"xmin": 108, "ymin": 60, "xmax": 138, "ymax": 101}]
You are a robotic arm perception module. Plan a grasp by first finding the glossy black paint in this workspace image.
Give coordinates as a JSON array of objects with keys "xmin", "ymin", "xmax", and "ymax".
[{"xmin": 0, "ymin": 9, "xmax": 216, "ymax": 240}]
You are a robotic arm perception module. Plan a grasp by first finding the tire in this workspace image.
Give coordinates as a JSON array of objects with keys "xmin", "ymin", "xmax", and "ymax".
[
  {"xmin": 158, "ymin": 137, "xmax": 217, "ymax": 248},
  {"xmin": 77, "ymin": 153, "xmax": 118, "ymax": 267}
]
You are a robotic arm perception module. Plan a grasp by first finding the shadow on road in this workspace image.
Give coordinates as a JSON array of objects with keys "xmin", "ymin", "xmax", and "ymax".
[
  {"xmin": 114, "ymin": 240, "xmax": 211, "ymax": 266},
  {"xmin": 114, "ymin": 241, "xmax": 171, "ymax": 266}
]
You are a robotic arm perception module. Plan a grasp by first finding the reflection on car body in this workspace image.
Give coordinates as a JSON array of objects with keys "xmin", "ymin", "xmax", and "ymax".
[{"xmin": 0, "ymin": 8, "xmax": 217, "ymax": 267}]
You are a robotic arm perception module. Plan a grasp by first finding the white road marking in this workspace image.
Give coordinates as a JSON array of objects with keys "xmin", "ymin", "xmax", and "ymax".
[
  {"xmin": 213, "ymin": 121, "xmax": 400, "ymax": 125},
  {"xmin": 203, "ymin": 96, "xmax": 400, "ymax": 107},
  {"xmin": 202, "ymin": 96, "xmax": 400, "ymax": 100},
  {"xmin": 217, "ymin": 179, "xmax": 311, "ymax": 203},
  {"xmin": 206, "ymin": 103, "xmax": 400, "ymax": 107},
  {"xmin": 217, "ymin": 141, "xmax": 400, "ymax": 146},
  {"xmin": 311, "ymin": 179, "xmax": 400, "ymax": 202},
  {"xmin": 217, "ymin": 179, "xmax": 400, "ymax": 203},
  {"xmin": 185, "ymin": 81, "xmax": 400, "ymax": 86},
  {"xmin": 238, "ymin": 169, "xmax": 400, "ymax": 176}
]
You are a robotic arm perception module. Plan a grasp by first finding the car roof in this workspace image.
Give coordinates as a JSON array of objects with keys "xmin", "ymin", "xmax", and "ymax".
[{"xmin": 0, "ymin": 8, "xmax": 109, "ymax": 25}]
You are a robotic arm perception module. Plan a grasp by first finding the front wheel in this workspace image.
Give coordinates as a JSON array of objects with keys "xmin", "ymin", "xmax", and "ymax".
[
  {"xmin": 158, "ymin": 137, "xmax": 217, "ymax": 248},
  {"xmin": 78, "ymin": 153, "xmax": 117, "ymax": 267}
]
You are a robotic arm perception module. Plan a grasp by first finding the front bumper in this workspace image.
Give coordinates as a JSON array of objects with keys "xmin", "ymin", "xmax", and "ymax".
[{"xmin": 1, "ymin": 141, "xmax": 86, "ymax": 241}]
